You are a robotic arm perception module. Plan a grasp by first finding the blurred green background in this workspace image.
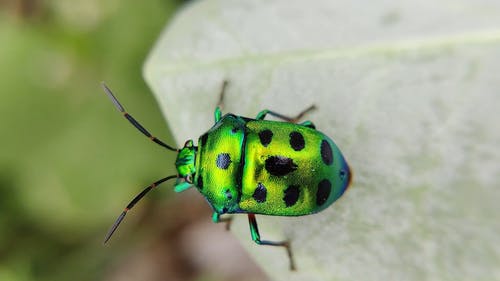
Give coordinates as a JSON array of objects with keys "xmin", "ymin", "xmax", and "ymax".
[{"xmin": 0, "ymin": 1, "xmax": 194, "ymax": 280}]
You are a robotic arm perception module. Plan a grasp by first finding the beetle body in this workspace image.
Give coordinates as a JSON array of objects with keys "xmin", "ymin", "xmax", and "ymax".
[
  {"xmin": 184, "ymin": 114, "xmax": 351, "ymax": 217},
  {"xmin": 103, "ymin": 82, "xmax": 351, "ymax": 270}
]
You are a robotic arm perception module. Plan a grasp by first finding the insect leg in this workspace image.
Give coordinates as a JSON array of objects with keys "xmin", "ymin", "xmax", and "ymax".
[
  {"xmin": 101, "ymin": 83, "xmax": 178, "ymax": 152},
  {"xmin": 212, "ymin": 212, "xmax": 233, "ymax": 230},
  {"xmin": 247, "ymin": 213, "xmax": 296, "ymax": 271},
  {"xmin": 214, "ymin": 80, "xmax": 229, "ymax": 122},
  {"xmin": 255, "ymin": 105, "xmax": 316, "ymax": 123},
  {"xmin": 298, "ymin": 120, "xmax": 316, "ymax": 129}
]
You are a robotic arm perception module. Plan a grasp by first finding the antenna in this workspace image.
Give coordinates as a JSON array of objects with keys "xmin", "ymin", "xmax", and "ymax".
[
  {"xmin": 103, "ymin": 175, "xmax": 178, "ymax": 244},
  {"xmin": 101, "ymin": 83, "xmax": 178, "ymax": 152}
]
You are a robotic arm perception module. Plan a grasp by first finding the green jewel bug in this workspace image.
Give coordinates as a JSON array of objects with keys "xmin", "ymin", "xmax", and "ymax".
[{"xmin": 102, "ymin": 81, "xmax": 352, "ymax": 270}]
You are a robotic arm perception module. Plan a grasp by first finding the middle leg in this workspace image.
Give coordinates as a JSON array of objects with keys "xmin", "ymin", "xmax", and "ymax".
[{"xmin": 255, "ymin": 105, "xmax": 316, "ymax": 124}]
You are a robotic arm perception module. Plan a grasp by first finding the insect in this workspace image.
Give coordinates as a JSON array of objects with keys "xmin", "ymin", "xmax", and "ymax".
[{"xmin": 102, "ymin": 81, "xmax": 352, "ymax": 270}]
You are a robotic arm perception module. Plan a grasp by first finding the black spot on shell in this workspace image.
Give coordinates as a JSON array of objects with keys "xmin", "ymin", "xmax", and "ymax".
[
  {"xmin": 259, "ymin": 129, "xmax": 273, "ymax": 147},
  {"xmin": 289, "ymin": 131, "xmax": 305, "ymax": 151},
  {"xmin": 265, "ymin": 156, "xmax": 297, "ymax": 176},
  {"xmin": 316, "ymin": 179, "xmax": 332, "ymax": 206},
  {"xmin": 197, "ymin": 175, "xmax": 203, "ymax": 189},
  {"xmin": 200, "ymin": 133, "xmax": 209, "ymax": 147},
  {"xmin": 321, "ymin": 140, "xmax": 333, "ymax": 165},
  {"xmin": 252, "ymin": 183, "xmax": 267, "ymax": 203},
  {"xmin": 283, "ymin": 185, "xmax": 300, "ymax": 207},
  {"xmin": 216, "ymin": 153, "xmax": 231, "ymax": 169}
]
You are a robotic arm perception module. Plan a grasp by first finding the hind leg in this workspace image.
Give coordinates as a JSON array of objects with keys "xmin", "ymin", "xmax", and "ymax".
[{"xmin": 247, "ymin": 214, "xmax": 296, "ymax": 271}]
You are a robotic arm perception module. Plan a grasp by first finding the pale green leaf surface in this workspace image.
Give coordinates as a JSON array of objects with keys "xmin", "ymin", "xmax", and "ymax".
[{"xmin": 144, "ymin": 0, "xmax": 500, "ymax": 280}]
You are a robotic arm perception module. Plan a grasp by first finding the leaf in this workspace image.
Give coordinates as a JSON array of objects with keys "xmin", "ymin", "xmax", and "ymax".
[{"xmin": 144, "ymin": 0, "xmax": 500, "ymax": 280}]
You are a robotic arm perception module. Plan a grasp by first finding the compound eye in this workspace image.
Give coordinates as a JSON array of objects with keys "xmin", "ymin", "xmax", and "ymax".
[{"xmin": 185, "ymin": 174, "xmax": 193, "ymax": 184}]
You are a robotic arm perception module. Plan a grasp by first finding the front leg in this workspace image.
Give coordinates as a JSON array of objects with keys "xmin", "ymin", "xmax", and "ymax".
[
  {"xmin": 214, "ymin": 80, "xmax": 229, "ymax": 122},
  {"xmin": 247, "ymin": 213, "xmax": 296, "ymax": 271},
  {"xmin": 214, "ymin": 107, "xmax": 222, "ymax": 123}
]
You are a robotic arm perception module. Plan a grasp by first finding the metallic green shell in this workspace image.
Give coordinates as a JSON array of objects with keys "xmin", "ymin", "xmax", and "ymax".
[
  {"xmin": 194, "ymin": 114, "xmax": 246, "ymax": 214},
  {"xmin": 194, "ymin": 114, "xmax": 351, "ymax": 216}
]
